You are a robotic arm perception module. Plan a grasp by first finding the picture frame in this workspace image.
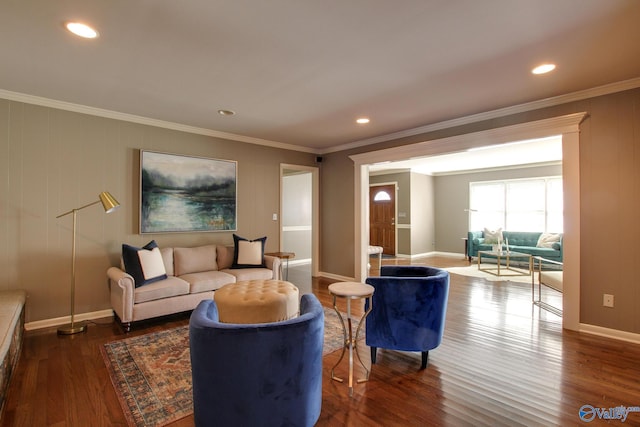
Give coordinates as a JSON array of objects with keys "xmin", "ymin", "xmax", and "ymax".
[{"xmin": 140, "ymin": 150, "xmax": 237, "ymax": 233}]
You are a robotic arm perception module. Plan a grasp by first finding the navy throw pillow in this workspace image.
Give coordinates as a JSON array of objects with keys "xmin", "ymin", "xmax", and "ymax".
[
  {"xmin": 122, "ymin": 240, "xmax": 168, "ymax": 287},
  {"xmin": 232, "ymin": 234, "xmax": 267, "ymax": 269}
]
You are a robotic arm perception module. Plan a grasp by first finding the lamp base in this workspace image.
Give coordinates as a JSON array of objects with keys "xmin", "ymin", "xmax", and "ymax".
[{"xmin": 57, "ymin": 322, "xmax": 87, "ymax": 335}]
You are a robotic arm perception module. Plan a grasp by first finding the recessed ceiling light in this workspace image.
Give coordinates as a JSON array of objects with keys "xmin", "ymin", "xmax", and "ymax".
[
  {"xmin": 532, "ymin": 63, "xmax": 556, "ymax": 75},
  {"xmin": 65, "ymin": 22, "xmax": 99, "ymax": 39},
  {"xmin": 218, "ymin": 109, "xmax": 235, "ymax": 116},
  {"xmin": 356, "ymin": 117, "xmax": 370, "ymax": 124}
]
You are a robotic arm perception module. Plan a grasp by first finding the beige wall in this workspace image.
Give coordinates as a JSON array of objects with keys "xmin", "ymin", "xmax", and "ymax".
[
  {"xmin": 0, "ymin": 99, "xmax": 315, "ymax": 323},
  {"xmin": 321, "ymin": 87, "xmax": 640, "ymax": 334},
  {"xmin": 579, "ymin": 91, "xmax": 640, "ymax": 332},
  {"xmin": 319, "ymin": 153, "xmax": 355, "ymax": 276}
]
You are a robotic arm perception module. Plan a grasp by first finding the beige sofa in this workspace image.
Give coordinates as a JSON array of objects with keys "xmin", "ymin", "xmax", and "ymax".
[{"xmin": 107, "ymin": 244, "xmax": 280, "ymax": 331}]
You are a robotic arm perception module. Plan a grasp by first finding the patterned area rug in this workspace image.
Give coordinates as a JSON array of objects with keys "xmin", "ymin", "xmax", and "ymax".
[{"xmin": 101, "ymin": 307, "xmax": 361, "ymax": 427}]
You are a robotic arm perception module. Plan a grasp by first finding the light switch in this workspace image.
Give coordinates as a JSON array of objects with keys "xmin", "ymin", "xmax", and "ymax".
[{"xmin": 272, "ymin": 213, "xmax": 278, "ymax": 221}]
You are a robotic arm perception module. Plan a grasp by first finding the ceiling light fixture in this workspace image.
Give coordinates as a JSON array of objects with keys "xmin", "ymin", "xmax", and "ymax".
[
  {"xmin": 532, "ymin": 63, "xmax": 556, "ymax": 75},
  {"xmin": 218, "ymin": 109, "xmax": 235, "ymax": 116},
  {"xmin": 65, "ymin": 22, "xmax": 99, "ymax": 39},
  {"xmin": 356, "ymin": 117, "xmax": 370, "ymax": 124}
]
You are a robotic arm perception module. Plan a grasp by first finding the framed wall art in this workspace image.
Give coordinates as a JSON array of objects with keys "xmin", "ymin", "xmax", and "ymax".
[{"xmin": 140, "ymin": 150, "xmax": 237, "ymax": 233}]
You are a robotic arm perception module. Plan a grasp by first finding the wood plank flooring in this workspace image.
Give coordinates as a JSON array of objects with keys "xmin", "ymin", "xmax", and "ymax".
[{"xmin": 3, "ymin": 255, "xmax": 640, "ymax": 426}]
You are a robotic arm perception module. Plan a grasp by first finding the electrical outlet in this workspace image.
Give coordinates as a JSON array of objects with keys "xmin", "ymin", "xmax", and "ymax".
[
  {"xmin": 603, "ymin": 294, "xmax": 614, "ymax": 308},
  {"xmin": 272, "ymin": 213, "xmax": 278, "ymax": 221}
]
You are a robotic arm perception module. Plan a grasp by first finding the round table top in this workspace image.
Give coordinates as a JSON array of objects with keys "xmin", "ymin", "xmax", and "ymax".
[{"xmin": 328, "ymin": 281, "xmax": 374, "ymax": 297}]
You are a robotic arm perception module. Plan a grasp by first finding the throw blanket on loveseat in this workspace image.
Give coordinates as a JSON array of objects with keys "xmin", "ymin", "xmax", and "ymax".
[{"xmin": 467, "ymin": 230, "xmax": 563, "ymax": 261}]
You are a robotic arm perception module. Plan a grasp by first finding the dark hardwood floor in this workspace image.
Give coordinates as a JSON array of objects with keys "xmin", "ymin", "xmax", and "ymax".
[{"xmin": 3, "ymin": 255, "xmax": 640, "ymax": 426}]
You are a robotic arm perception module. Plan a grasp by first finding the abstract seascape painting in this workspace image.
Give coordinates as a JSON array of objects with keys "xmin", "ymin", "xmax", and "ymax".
[{"xmin": 140, "ymin": 151, "xmax": 237, "ymax": 233}]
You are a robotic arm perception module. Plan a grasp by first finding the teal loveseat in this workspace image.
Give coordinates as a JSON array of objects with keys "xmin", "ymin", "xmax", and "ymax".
[{"xmin": 467, "ymin": 231, "xmax": 563, "ymax": 262}]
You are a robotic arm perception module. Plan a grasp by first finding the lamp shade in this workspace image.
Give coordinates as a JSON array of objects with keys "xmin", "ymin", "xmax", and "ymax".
[{"xmin": 99, "ymin": 191, "xmax": 120, "ymax": 213}]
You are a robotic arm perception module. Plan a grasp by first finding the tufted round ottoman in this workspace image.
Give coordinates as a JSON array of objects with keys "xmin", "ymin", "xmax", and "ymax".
[{"xmin": 214, "ymin": 279, "xmax": 300, "ymax": 324}]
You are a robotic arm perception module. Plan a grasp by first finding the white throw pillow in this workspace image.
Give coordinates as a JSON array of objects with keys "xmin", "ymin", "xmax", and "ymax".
[
  {"xmin": 232, "ymin": 234, "xmax": 267, "ymax": 268},
  {"xmin": 536, "ymin": 233, "xmax": 561, "ymax": 248},
  {"xmin": 237, "ymin": 240, "xmax": 263, "ymax": 265},
  {"xmin": 122, "ymin": 240, "xmax": 168, "ymax": 287},
  {"xmin": 483, "ymin": 227, "xmax": 503, "ymax": 244},
  {"xmin": 137, "ymin": 248, "xmax": 166, "ymax": 279}
]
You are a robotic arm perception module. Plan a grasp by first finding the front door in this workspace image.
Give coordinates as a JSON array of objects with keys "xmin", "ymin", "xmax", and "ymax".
[{"xmin": 369, "ymin": 184, "xmax": 396, "ymax": 255}]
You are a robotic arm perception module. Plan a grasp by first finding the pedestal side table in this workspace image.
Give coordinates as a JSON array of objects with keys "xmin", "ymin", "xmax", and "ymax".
[{"xmin": 328, "ymin": 281, "xmax": 374, "ymax": 396}]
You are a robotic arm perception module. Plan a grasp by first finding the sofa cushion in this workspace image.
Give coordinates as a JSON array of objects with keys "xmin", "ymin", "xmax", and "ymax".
[
  {"xmin": 483, "ymin": 227, "xmax": 503, "ymax": 244},
  {"xmin": 160, "ymin": 247, "xmax": 174, "ymax": 276},
  {"xmin": 216, "ymin": 245, "xmax": 234, "ymax": 270},
  {"xmin": 232, "ymin": 234, "xmax": 266, "ymax": 269},
  {"xmin": 174, "ymin": 245, "xmax": 218, "ymax": 276},
  {"xmin": 134, "ymin": 276, "xmax": 190, "ymax": 304},
  {"xmin": 536, "ymin": 233, "xmax": 562, "ymax": 248},
  {"xmin": 122, "ymin": 240, "xmax": 168, "ymax": 287},
  {"xmin": 222, "ymin": 267, "xmax": 274, "ymax": 281},
  {"xmin": 503, "ymin": 231, "xmax": 542, "ymax": 247},
  {"xmin": 179, "ymin": 270, "xmax": 236, "ymax": 293}
]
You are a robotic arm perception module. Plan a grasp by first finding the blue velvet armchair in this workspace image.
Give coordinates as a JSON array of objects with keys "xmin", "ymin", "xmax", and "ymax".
[
  {"xmin": 365, "ymin": 265, "xmax": 450, "ymax": 369},
  {"xmin": 189, "ymin": 294, "xmax": 324, "ymax": 427}
]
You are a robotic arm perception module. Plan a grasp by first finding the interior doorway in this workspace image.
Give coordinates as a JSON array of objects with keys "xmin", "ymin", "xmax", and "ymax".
[
  {"xmin": 280, "ymin": 164, "xmax": 319, "ymax": 291},
  {"xmin": 351, "ymin": 113, "xmax": 586, "ymax": 331},
  {"xmin": 369, "ymin": 184, "xmax": 396, "ymax": 255}
]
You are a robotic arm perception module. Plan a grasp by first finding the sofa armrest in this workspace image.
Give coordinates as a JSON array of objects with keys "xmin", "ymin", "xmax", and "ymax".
[
  {"xmin": 107, "ymin": 266, "xmax": 135, "ymax": 323},
  {"xmin": 263, "ymin": 255, "xmax": 282, "ymax": 280},
  {"xmin": 555, "ymin": 235, "xmax": 563, "ymax": 258},
  {"xmin": 467, "ymin": 231, "xmax": 484, "ymax": 257}
]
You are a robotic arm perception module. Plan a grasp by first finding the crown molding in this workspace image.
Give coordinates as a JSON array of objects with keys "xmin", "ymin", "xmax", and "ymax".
[
  {"xmin": 323, "ymin": 76, "xmax": 640, "ymax": 154},
  {"xmin": 3, "ymin": 75, "xmax": 639, "ymax": 156},
  {"xmin": 0, "ymin": 89, "xmax": 317, "ymax": 154}
]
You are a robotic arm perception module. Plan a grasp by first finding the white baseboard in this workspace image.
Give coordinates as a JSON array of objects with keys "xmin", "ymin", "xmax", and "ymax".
[
  {"xmin": 318, "ymin": 271, "xmax": 355, "ymax": 282},
  {"xmin": 288, "ymin": 258, "xmax": 311, "ymax": 267},
  {"xmin": 25, "ymin": 309, "xmax": 114, "ymax": 331},
  {"xmin": 431, "ymin": 251, "xmax": 469, "ymax": 259},
  {"xmin": 394, "ymin": 251, "xmax": 465, "ymax": 259},
  {"xmin": 579, "ymin": 323, "xmax": 640, "ymax": 344},
  {"xmin": 393, "ymin": 253, "xmax": 412, "ymax": 258},
  {"xmin": 394, "ymin": 252, "xmax": 434, "ymax": 259}
]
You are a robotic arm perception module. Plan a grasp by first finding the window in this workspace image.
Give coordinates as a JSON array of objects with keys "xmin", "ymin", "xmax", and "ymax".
[
  {"xmin": 373, "ymin": 190, "xmax": 391, "ymax": 201},
  {"xmin": 469, "ymin": 177, "xmax": 562, "ymax": 232}
]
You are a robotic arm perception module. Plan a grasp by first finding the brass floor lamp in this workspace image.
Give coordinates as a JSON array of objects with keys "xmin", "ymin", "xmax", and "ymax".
[{"xmin": 56, "ymin": 191, "xmax": 120, "ymax": 335}]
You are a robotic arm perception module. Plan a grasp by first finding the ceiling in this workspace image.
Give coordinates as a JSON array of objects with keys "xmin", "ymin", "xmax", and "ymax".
[{"xmin": 1, "ymin": 1, "xmax": 640, "ymax": 153}]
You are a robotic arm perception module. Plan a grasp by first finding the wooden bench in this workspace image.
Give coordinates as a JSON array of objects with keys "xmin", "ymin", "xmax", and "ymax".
[
  {"xmin": 0, "ymin": 290, "xmax": 27, "ymax": 418},
  {"xmin": 368, "ymin": 245, "xmax": 383, "ymax": 271}
]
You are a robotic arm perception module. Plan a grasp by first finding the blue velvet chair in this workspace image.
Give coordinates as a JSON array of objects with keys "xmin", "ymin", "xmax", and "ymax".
[
  {"xmin": 189, "ymin": 294, "xmax": 324, "ymax": 427},
  {"xmin": 365, "ymin": 265, "xmax": 450, "ymax": 369}
]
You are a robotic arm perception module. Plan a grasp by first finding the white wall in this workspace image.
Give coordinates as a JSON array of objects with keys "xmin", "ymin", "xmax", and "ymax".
[{"xmin": 282, "ymin": 172, "xmax": 312, "ymax": 261}]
